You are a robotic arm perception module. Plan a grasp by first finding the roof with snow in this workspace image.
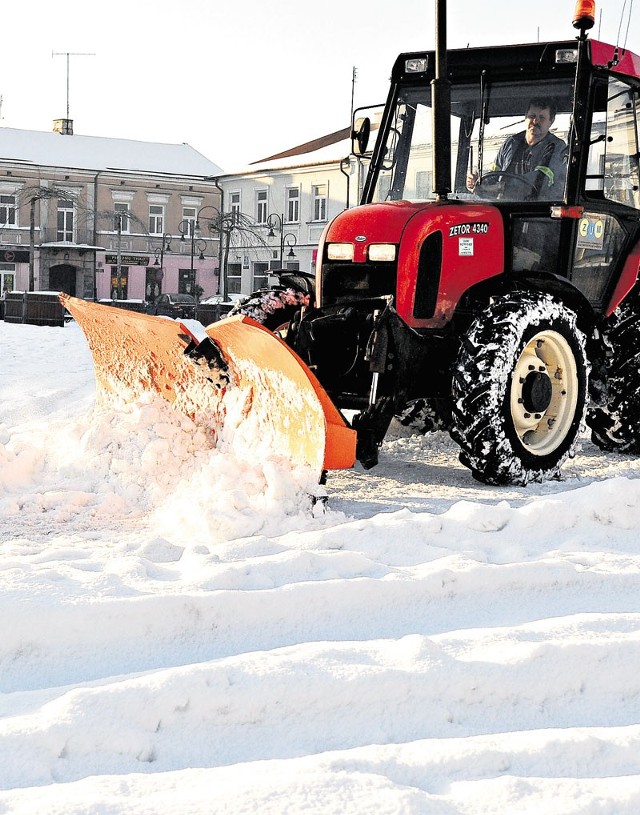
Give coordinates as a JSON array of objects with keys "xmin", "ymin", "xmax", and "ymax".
[
  {"xmin": 0, "ymin": 127, "xmax": 222, "ymax": 178},
  {"xmin": 221, "ymin": 129, "xmax": 354, "ymax": 177},
  {"xmin": 251, "ymin": 127, "xmax": 351, "ymax": 164}
]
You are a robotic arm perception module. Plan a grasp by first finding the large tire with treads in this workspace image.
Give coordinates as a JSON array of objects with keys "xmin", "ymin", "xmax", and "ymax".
[
  {"xmin": 586, "ymin": 295, "xmax": 640, "ymax": 454},
  {"xmin": 450, "ymin": 292, "xmax": 589, "ymax": 485}
]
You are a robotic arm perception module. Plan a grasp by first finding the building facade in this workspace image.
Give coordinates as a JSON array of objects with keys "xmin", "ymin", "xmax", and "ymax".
[
  {"xmin": 217, "ymin": 133, "xmax": 364, "ymax": 295},
  {"xmin": 0, "ymin": 124, "xmax": 223, "ymax": 304}
]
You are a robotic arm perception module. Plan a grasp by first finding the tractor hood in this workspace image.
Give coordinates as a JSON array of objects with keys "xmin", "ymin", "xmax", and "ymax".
[
  {"xmin": 319, "ymin": 199, "xmax": 506, "ymax": 328},
  {"xmin": 324, "ymin": 201, "xmax": 429, "ymax": 255}
]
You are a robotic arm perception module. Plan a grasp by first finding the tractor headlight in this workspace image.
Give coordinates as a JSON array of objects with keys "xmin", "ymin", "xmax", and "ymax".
[
  {"xmin": 327, "ymin": 243, "xmax": 354, "ymax": 261},
  {"xmin": 368, "ymin": 244, "xmax": 397, "ymax": 262},
  {"xmin": 405, "ymin": 57, "xmax": 428, "ymax": 73}
]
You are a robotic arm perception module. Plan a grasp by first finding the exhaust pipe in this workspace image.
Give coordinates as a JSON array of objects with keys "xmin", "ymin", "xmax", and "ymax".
[{"xmin": 431, "ymin": 0, "xmax": 451, "ymax": 200}]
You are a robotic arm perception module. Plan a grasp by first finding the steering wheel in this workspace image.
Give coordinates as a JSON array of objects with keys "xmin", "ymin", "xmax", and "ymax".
[{"xmin": 476, "ymin": 171, "xmax": 538, "ymax": 199}]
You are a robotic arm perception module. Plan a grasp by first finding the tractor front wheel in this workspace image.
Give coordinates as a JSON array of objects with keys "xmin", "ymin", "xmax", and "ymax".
[{"xmin": 451, "ymin": 292, "xmax": 588, "ymax": 485}]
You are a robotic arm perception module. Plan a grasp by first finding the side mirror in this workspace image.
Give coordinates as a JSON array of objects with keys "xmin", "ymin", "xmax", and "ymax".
[
  {"xmin": 351, "ymin": 105, "xmax": 383, "ymax": 156},
  {"xmin": 352, "ymin": 117, "xmax": 371, "ymax": 156}
]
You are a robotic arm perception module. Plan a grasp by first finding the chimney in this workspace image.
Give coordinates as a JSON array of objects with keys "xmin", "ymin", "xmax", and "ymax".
[{"xmin": 53, "ymin": 118, "xmax": 73, "ymax": 135}]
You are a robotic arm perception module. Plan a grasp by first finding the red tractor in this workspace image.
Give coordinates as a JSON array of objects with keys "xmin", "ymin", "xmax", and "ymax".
[
  {"xmin": 249, "ymin": 0, "xmax": 640, "ymax": 485},
  {"xmin": 63, "ymin": 0, "xmax": 640, "ymax": 490}
]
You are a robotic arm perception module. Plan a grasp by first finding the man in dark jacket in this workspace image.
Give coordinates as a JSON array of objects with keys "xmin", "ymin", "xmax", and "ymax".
[{"xmin": 467, "ymin": 98, "xmax": 567, "ymax": 200}]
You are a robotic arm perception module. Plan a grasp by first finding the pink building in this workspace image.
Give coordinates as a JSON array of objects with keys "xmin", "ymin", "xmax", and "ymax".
[{"xmin": 0, "ymin": 121, "xmax": 224, "ymax": 305}]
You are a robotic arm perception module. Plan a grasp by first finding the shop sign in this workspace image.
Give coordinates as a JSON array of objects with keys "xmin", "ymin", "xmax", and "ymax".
[
  {"xmin": 0, "ymin": 249, "xmax": 30, "ymax": 263},
  {"xmin": 105, "ymin": 254, "xmax": 150, "ymax": 266}
]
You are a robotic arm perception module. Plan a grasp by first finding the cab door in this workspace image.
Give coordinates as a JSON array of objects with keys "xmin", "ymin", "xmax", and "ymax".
[{"xmin": 569, "ymin": 76, "xmax": 640, "ymax": 310}]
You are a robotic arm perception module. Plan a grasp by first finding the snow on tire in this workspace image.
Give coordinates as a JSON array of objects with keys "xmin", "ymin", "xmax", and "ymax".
[
  {"xmin": 450, "ymin": 292, "xmax": 589, "ymax": 486},
  {"xmin": 586, "ymin": 296, "xmax": 640, "ymax": 454}
]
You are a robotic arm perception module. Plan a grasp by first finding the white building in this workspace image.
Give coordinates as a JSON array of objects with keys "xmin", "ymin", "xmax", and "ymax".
[{"xmin": 217, "ymin": 129, "xmax": 365, "ymax": 295}]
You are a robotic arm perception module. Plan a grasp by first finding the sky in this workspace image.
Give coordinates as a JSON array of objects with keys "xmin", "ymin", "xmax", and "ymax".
[
  {"xmin": 1, "ymin": 0, "xmax": 638, "ymax": 172},
  {"xmin": 1, "ymin": 313, "xmax": 640, "ymax": 812}
]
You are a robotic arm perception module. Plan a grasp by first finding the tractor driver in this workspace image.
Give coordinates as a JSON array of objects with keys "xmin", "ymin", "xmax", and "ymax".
[{"xmin": 466, "ymin": 98, "xmax": 567, "ymax": 200}]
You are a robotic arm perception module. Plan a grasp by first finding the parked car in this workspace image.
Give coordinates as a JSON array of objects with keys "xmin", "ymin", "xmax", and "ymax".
[
  {"xmin": 148, "ymin": 293, "xmax": 196, "ymax": 319},
  {"xmin": 197, "ymin": 294, "xmax": 236, "ymax": 324}
]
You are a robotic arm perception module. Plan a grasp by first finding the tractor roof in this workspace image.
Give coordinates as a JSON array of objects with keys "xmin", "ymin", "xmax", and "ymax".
[{"xmin": 392, "ymin": 39, "xmax": 640, "ymax": 84}]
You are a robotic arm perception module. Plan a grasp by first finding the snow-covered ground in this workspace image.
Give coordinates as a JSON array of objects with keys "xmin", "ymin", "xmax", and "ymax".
[{"xmin": 1, "ymin": 318, "xmax": 640, "ymax": 814}]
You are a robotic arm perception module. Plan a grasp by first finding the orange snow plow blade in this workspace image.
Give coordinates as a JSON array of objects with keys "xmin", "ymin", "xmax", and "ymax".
[{"xmin": 60, "ymin": 294, "xmax": 356, "ymax": 478}]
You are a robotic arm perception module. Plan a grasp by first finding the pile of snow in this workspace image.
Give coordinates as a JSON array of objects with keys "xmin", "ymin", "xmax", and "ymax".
[{"xmin": 1, "ymin": 320, "xmax": 639, "ymax": 813}]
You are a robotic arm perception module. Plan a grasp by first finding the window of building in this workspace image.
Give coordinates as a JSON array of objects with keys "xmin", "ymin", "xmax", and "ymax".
[
  {"xmin": 182, "ymin": 206, "xmax": 197, "ymax": 235},
  {"xmin": 179, "ymin": 268, "xmax": 196, "ymax": 295},
  {"xmin": 114, "ymin": 202, "xmax": 130, "ymax": 232},
  {"xmin": 110, "ymin": 266, "xmax": 129, "ymax": 300},
  {"xmin": 0, "ymin": 263, "xmax": 15, "ymax": 295},
  {"xmin": 57, "ymin": 202, "xmax": 74, "ymax": 242},
  {"xmin": 312, "ymin": 184, "xmax": 327, "ymax": 221},
  {"xmin": 149, "ymin": 204, "xmax": 164, "ymax": 235},
  {"xmin": 230, "ymin": 192, "xmax": 241, "ymax": 223},
  {"xmin": 415, "ymin": 171, "xmax": 432, "ymax": 199},
  {"xmin": 253, "ymin": 261, "xmax": 269, "ymax": 289},
  {"xmin": 256, "ymin": 190, "xmax": 268, "ymax": 224},
  {"xmin": 286, "ymin": 187, "xmax": 300, "ymax": 223},
  {"xmin": 226, "ymin": 262, "xmax": 242, "ymax": 294},
  {"xmin": 0, "ymin": 195, "xmax": 16, "ymax": 227}
]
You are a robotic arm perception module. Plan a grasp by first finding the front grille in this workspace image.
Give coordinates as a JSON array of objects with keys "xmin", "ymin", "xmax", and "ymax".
[{"xmin": 321, "ymin": 261, "xmax": 397, "ymax": 306}]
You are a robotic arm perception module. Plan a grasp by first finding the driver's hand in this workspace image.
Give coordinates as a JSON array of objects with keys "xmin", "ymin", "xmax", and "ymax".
[{"xmin": 466, "ymin": 171, "xmax": 478, "ymax": 192}]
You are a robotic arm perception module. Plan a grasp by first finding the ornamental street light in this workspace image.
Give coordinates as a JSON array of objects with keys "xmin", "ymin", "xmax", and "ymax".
[
  {"xmin": 179, "ymin": 205, "xmax": 223, "ymax": 298},
  {"xmin": 178, "ymin": 219, "xmax": 207, "ymax": 298},
  {"xmin": 266, "ymin": 212, "xmax": 297, "ymax": 268},
  {"xmin": 152, "ymin": 233, "xmax": 172, "ymax": 298},
  {"xmin": 194, "ymin": 205, "xmax": 225, "ymax": 296}
]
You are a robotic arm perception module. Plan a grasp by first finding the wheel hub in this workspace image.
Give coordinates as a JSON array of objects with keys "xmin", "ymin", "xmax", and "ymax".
[
  {"xmin": 521, "ymin": 370, "xmax": 553, "ymax": 414},
  {"xmin": 509, "ymin": 330, "xmax": 580, "ymax": 457}
]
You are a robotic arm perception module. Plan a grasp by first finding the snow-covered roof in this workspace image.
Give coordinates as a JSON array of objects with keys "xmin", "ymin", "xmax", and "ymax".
[
  {"xmin": 222, "ymin": 138, "xmax": 354, "ymax": 177},
  {"xmin": 0, "ymin": 127, "xmax": 222, "ymax": 178}
]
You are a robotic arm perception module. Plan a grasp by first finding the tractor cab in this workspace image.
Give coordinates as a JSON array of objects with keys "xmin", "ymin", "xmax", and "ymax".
[{"xmin": 348, "ymin": 35, "xmax": 640, "ymax": 314}]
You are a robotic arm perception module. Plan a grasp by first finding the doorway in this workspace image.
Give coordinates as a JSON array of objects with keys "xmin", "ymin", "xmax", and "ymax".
[{"xmin": 49, "ymin": 263, "xmax": 77, "ymax": 296}]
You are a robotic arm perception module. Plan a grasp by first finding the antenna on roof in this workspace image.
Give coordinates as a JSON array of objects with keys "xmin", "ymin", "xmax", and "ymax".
[
  {"xmin": 52, "ymin": 51, "xmax": 95, "ymax": 125},
  {"xmin": 350, "ymin": 66, "xmax": 357, "ymax": 130}
]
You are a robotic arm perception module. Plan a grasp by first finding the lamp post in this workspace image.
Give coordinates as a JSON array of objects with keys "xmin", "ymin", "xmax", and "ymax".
[
  {"xmin": 114, "ymin": 211, "xmax": 126, "ymax": 299},
  {"xmin": 266, "ymin": 212, "xmax": 297, "ymax": 268},
  {"xmin": 178, "ymin": 205, "xmax": 223, "ymax": 300},
  {"xmin": 194, "ymin": 205, "xmax": 224, "ymax": 297},
  {"xmin": 152, "ymin": 233, "xmax": 172, "ymax": 298},
  {"xmin": 178, "ymin": 219, "xmax": 207, "ymax": 298}
]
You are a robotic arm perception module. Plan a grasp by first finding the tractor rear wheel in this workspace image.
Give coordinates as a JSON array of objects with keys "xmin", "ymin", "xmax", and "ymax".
[
  {"xmin": 586, "ymin": 297, "xmax": 640, "ymax": 454},
  {"xmin": 451, "ymin": 292, "xmax": 588, "ymax": 485}
]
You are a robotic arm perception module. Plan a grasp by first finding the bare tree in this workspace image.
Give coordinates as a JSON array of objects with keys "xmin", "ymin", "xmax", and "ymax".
[{"xmin": 198, "ymin": 211, "xmax": 270, "ymax": 299}]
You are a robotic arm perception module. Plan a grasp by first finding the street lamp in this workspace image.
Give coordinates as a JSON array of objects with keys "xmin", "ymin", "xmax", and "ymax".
[
  {"xmin": 152, "ymin": 233, "xmax": 172, "ymax": 298},
  {"xmin": 178, "ymin": 205, "xmax": 223, "ymax": 298},
  {"xmin": 266, "ymin": 212, "xmax": 297, "ymax": 268},
  {"xmin": 178, "ymin": 219, "xmax": 207, "ymax": 298},
  {"xmin": 194, "ymin": 204, "xmax": 224, "ymax": 297}
]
